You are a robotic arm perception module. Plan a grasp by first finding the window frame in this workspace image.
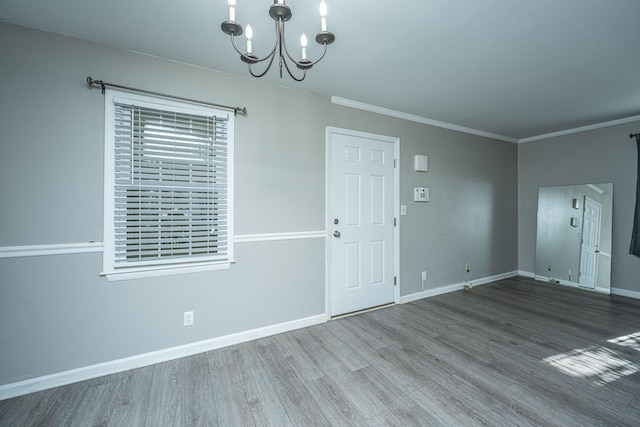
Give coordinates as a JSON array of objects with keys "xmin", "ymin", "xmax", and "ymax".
[{"xmin": 102, "ymin": 89, "xmax": 234, "ymax": 281}]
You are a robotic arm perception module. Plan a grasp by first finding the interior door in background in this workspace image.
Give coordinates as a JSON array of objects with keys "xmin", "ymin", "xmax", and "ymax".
[
  {"xmin": 328, "ymin": 128, "xmax": 397, "ymax": 317},
  {"xmin": 579, "ymin": 196, "xmax": 602, "ymax": 289}
]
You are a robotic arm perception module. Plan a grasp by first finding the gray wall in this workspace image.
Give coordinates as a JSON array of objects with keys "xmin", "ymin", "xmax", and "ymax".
[
  {"xmin": 328, "ymin": 109, "xmax": 518, "ymax": 292},
  {"xmin": 0, "ymin": 22, "xmax": 518, "ymax": 386},
  {"xmin": 518, "ymin": 122, "xmax": 640, "ymax": 292}
]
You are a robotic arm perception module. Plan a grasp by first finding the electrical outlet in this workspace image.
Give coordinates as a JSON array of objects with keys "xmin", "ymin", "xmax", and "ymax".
[
  {"xmin": 184, "ymin": 311, "xmax": 194, "ymax": 326},
  {"xmin": 465, "ymin": 263, "xmax": 470, "ymax": 273},
  {"xmin": 421, "ymin": 271, "xmax": 427, "ymax": 281}
]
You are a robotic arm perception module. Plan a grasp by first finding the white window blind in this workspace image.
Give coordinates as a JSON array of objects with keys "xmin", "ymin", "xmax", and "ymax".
[{"xmin": 103, "ymin": 90, "xmax": 234, "ymax": 279}]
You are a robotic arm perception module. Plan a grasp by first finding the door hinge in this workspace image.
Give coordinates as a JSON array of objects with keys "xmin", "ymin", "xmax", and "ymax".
[
  {"xmin": 394, "ymin": 217, "xmax": 397, "ymax": 226},
  {"xmin": 394, "ymin": 159, "xmax": 397, "ymax": 168},
  {"xmin": 394, "ymin": 276, "xmax": 397, "ymax": 286}
]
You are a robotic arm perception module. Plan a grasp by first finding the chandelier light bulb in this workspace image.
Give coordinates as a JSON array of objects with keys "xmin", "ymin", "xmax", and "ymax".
[
  {"xmin": 245, "ymin": 24, "xmax": 253, "ymax": 53},
  {"xmin": 228, "ymin": 0, "xmax": 236, "ymax": 22},
  {"xmin": 319, "ymin": 1, "xmax": 328, "ymax": 32},
  {"xmin": 300, "ymin": 33, "xmax": 308, "ymax": 60}
]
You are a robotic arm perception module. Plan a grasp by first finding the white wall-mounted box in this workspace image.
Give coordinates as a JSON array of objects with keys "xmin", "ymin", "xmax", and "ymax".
[{"xmin": 414, "ymin": 155, "xmax": 428, "ymax": 172}]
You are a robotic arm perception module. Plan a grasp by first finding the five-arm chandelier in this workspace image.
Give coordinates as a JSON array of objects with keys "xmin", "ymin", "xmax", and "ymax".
[{"xmin": 221, "ymin": 0, "xmax": 335, "ymax": 82}]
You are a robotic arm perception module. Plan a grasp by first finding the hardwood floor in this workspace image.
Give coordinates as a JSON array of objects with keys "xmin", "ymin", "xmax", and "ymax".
[{"xmin": 2, "ymin": 276, "xmax": 640, "ymax": 426}]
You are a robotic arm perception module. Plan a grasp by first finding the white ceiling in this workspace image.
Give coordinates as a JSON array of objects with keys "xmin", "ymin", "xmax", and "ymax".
[{"xmin": 2, "ymin": 0, "xmax": 639, "ymax": 141}]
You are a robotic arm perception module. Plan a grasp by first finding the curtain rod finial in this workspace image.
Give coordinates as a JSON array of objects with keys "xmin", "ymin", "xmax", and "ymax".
[{"xmin": 87, "ymin": 76, "xmax": 106, "ymax": 94}]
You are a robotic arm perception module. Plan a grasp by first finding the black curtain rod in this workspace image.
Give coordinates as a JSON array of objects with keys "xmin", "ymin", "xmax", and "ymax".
[
  {"xmin": 631, "ymin": 133, "xmax": 640, "ymax": 139},
  {"xmin": 86, "ymin": 77, "xmax": 247, "ymax": 116}
]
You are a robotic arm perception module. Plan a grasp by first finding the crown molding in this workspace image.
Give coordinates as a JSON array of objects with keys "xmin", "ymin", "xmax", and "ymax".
[
  {"xmin": 331, "ymin": 97, "xmax": 518, "ymax": 143},
  {"xmin": 518, "ymin": 115, "xmax": 640, "ymax": 143},
  {"xmin": 332, "ymin": 97, "xmax": 640, "ymax": 144}
]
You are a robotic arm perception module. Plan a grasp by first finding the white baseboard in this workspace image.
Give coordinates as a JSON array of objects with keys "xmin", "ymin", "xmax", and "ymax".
[
  {"xmin": 533, "ymin": 275, "xmax": 616, "ymax": 296},
  {"xmin": 518, "ymin": 270, "xmax": 535, "ymax": 278},
  {"xmin": 611, "ymin": 287, "xmax": 640, "ymax": 300},
  {"xmin": 0, "ymin": 313, "xmax": 327, "ymax": 401},
  {"xmin": 399, "ymin": 270, "xmax": 519, "ymax": 304}
]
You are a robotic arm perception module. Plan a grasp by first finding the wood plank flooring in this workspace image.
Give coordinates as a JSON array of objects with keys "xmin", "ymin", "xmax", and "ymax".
[{"xmin": 2, "ymin": 276, "xmax": 640, "ymax": 426}]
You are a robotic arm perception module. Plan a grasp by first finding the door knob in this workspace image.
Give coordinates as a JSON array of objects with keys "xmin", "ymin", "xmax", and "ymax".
[{"xmin": 333, "ymin": 230, "xmax": 341, "ymax": 238}]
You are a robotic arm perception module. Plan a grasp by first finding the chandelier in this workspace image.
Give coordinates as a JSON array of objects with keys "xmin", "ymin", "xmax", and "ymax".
[{"xmin": 221, "ymin": 0, "xmax": 335, "ymax": 82}]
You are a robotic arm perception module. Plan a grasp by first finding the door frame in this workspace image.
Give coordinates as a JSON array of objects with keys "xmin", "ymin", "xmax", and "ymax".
[
  {"xmin": 324, "ymin": 126, "xmax": 400, "ymax": 318},
  {"xmin": 578, "ymin": 196, "xmax": 602, "ymax": 289}
]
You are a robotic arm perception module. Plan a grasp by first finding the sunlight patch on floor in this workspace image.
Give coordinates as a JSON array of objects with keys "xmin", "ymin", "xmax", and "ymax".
[
  {"xmin": 608, "ymin": 331, "xmax": 640, "ymax": 352},
  {"xmin": 543, "ymin": 346, "xmax": 639, "ymax": 385}
]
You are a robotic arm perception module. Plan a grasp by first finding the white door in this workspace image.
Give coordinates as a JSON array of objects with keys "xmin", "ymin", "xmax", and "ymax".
[
  {"xmin": 579, "ymin": 197, "xmax": 602, "ymax": 289},
  {"xmin": 328, "ymin": 128, "xmax": 397, "ymax": 316}
]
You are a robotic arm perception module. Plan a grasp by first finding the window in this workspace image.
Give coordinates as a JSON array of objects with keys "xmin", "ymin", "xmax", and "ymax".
[{"xmin": 102, "ymin": 90, "xmax": 234, "ymax": 280}]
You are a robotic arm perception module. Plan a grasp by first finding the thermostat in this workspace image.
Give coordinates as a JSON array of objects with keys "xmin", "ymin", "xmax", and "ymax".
[{"xmin": 414, "ymin": 187, "xmax": 429, "ymax": 202}]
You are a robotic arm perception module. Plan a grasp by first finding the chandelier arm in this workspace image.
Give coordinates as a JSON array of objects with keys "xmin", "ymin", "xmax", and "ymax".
[
  {"xmin": 229, "ymin": 32, "xmax": 278, "ymax": 65},
  {"xmin": 248, "ymin": 52, "xmax": 278, "ymax": 78},
  {"xmin": 274, "ymin": 22, "xmax": 305, "ymax": 80},
  {"xmin": 305, "ymin": 42, "xmax": 330, "ymax": 67},
  {"xmin": 280, "ymin": 54, "xmax": 307, "ymax": 82},
  {"xmin": 280, "ymin": 19, "xmax": 298, "ymax": 65},
  {"xmin": 296, "ymin": 43, "xmax": 327, "ymax": 68},
  {"xmin": 280, "ymin": 24, "xmax": 329, "ymax": 69}
]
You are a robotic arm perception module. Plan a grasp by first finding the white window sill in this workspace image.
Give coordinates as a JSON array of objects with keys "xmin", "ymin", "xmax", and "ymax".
[{"xmin": 101, "ymin": 260, "xmax": 234, "ymax": 281}]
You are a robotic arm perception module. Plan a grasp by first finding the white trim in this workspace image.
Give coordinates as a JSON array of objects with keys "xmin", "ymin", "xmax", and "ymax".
[
  {"xmin": 0, "ymin": 232, "xmax": 327, "ymax": 260},
  {"xmin": 0, "ymin": 242, "xmax": 103, "ymax": 259},
  {"xmin": 534, "ymin": 275, "xmax": 567, "ymax": 286},
  {"xmin": 611, "ymin": 287, "xmax": 640, "ymax": 300},
  {"xmin": 399, "ymin": 271, "xmax": 519, "ymax": 304},
  {"xmin": 325, "ymin": 133, "xmax": 332, "ymax": 318},
  {"xmin": 331, "ymin": 97, "xmax": 518, "ymax": 143},
  {"xmin": 102, "ymin": 261, "xmax": 233, "ymax": 281},
  {"xmin": 533, "ymin": 275, "xmax": 612, "ymax": 295},
  {"xmin": 518, "ymin": 115, "xmax": 640, "ymax": 143},
  {"xmin": 331, "ymin": 96, "xmax": 640, "ymax": 144},
  {"xmin": 586, "ymin": 184, "xmax": 605, "ymax": 195},
  {"xmin": 533, "ymin": 275, "xmax": 581, "ymax": 289},
  {"xmin": 518, "ymin": 270, "xmax": 536, "ymax": 278},
  {"xmin": 0, "ymin": 313, "xmax": 327, "ymax": 401},
  {"xmin": 393, "ymin": 132, "xmax": 401, "ymax": 308},
  {"xmin": 235, "ymin": 231, "xmax": 326, "ymax": 243},
  {"xmin": 599, "ymin": 251, "xmax": 612, "ymax": 258}
]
